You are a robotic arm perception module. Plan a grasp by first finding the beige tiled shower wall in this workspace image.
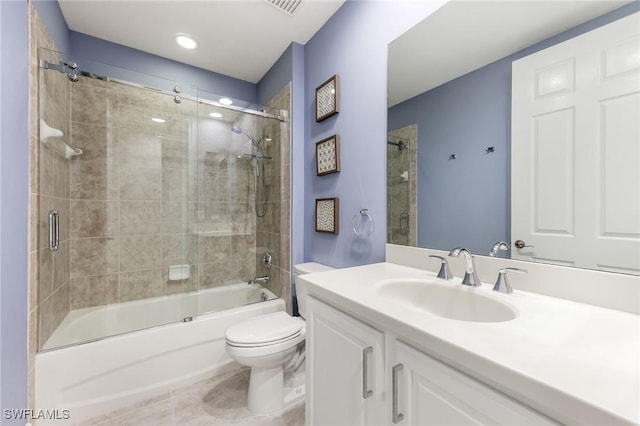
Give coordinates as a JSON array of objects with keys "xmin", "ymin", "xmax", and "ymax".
[
  {"xmin": 387, "ymin": 124, "xmax": 417, "ymax": 246},
  {"xmin": 28, "ymin": 2, "xmax": 71, "ymax": 408},
  {"xmin": 256, "ymin": 83, "xmax": 292, "ymax": 313},
  {"xmin": 65, "ymin": 79, "xmax": 286, "ymax": 315},
  {"xmin": 195, "ymin": 104, "xmax": 258, "ymax": 290},
  {"xmin": 67, "ymin": 80, "xmax": 202, "ymax": 308},
  {"xmin": 67, "ymin": 75, "xmax": 283, "ymax": 312}
]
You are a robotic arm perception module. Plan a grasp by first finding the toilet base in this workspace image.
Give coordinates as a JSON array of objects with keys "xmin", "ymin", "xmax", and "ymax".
[
  {"xmin": 284, "ymin": 365, "xmax": 305, "ymax": 407},
  {"xmin": 247, "ymin": 365, "xmax": 284, "ymax": 414}
]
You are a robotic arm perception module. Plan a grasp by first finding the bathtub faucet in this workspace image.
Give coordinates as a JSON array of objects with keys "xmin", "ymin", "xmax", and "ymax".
[{"xmin": 250, "ymin": 275, "xmax": 270, "ymax": 285}]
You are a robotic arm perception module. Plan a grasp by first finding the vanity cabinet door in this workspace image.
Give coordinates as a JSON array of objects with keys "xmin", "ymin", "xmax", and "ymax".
[
  {"xmin": 306, "ymin": 296, "xmax": 385, "ymax": 426},
  {"xmin": 392, "ymin": 341, "xmax": 557, "ymax": 426}
]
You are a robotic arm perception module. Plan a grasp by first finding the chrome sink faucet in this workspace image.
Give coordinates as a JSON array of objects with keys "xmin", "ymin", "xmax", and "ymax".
[
  {"xmin": 489, "ymin": 241, "xmax": 510, "ymax": 257},
  {"xmin": 448, "ymin": 247, "xmax": 481, "ymax": 286}
]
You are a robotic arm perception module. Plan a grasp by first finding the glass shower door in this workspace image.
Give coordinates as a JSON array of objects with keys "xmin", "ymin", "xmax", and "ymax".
[
  {"xmin": 37, "ymin": 48, "xmax": 198, "ymax": 350},
  {"xmin": 195, "ymin": 89, "xmax": 284, "ymax": 315}
]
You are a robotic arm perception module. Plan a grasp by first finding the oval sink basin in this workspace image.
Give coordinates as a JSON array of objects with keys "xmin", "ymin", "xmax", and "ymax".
[{"xmin": 376, "ymin": 279, "xmax": 517, "ymax": 323}]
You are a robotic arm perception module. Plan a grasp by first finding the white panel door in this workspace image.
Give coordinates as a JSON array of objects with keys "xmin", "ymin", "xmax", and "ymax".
[
  {"xmin": 392, "ymin": 341, "xmax": 557, "ymax": 425},
  {"xmin": 306, "ymin": 297, "xmax": 385, "ymax": 426},
  {"xmin": 512, "ymin": 12, "xmax": 640, "ymax": 274}
]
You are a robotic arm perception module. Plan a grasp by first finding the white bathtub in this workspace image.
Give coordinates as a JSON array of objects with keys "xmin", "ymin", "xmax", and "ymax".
[
  {"xmin": 42, "ymin": 282, "xmax": 273, "ymax": 350},
  {"xmin": 35, "ymin": 283, "xmax": 284, "ymax": 423}
]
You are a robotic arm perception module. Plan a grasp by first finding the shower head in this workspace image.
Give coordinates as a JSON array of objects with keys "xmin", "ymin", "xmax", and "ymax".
[{"xmin": 231, "ymin": 126, "xmax": 262, "ymax": 148}]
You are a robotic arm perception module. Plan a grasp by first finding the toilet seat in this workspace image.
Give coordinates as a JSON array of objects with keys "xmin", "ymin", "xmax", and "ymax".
[
  {"xmin": 225, "ymin": 311, "xmax": 305, "ymax": 348},
  {"xmin": 226, "ymin": 330, "xmax": 305, "ymax": 360},
  {"xmin": 227, "ymin": 329, "xmax": 303, "ymax": 348}
]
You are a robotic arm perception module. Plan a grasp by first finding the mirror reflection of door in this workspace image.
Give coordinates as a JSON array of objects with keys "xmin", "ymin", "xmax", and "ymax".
[{"xmin": 511, "ymin": 12, "xmax": 640, "ymax": 274}]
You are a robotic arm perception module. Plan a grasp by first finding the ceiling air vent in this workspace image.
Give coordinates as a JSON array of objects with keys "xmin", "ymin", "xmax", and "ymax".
[{"xmin": 264, "ymin": 0, "xmax": 302, "ymax": 16}]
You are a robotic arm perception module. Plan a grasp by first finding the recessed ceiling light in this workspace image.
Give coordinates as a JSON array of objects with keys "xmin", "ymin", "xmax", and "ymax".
[
  {"xmin": 210, "ymin": 112, "xmax": 223, "ymax": 118},
  {"xmin": 152, "ymin": 117, "xmax": 165, "ymax": 123},
  {"xmin": 219, "ymin": 98, "xmax": 233, "ymax": 105},
  {"xmin": 176, "ymin": 33, "xmax": 197, "ymax": 49}
]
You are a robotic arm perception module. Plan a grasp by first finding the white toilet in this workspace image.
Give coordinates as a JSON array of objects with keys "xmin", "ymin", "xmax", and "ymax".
[{"xmin": 225, "ymin": 262, "xmax": 334, "ymax": 414}]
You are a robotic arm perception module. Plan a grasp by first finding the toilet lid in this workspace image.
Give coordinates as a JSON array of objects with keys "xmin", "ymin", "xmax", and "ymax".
[{"xmin": 226, "ymin": 311, "xmax": 304, "ymax": 346}]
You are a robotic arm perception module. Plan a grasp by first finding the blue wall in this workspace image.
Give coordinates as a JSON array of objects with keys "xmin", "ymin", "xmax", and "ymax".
[
  {"xmin": 388, "ymin": 1, "xmax": 640, "ymax": 254},
  {"xmin": 257, "ymin": 43, "xmax": 293, "ymax": 105},
  {"xmin": 32, "ymin": 0, "xmax": 70, "ymax": 52},
  {"xmin": 303, "ymin": 0, "xmax": 447, "ymax": 268},
  {"xmin": 289, "ymin": 43, "xmax": 306, "ymax": 273},
  {"xmin": 257, "ymin": 42, "xmax": 306, "ymax": 274},
  {"xmin": 70, "ymin": 31, "xmax": 257, "ymax": 102},
  {"xmin": 33, "ymin": 0, "xmax": 257, "ymax": 102},
  {"xmin": 388, "ymin": 54, "xmax": 511, "ymax": 254},
  {"xmin": 0, "ymin": 0, "xmax": 30, "ymax": 422},
  {"xmin": 1, "ymin": 0, "xmax": 3, "ymax": 411},
  {"xmin": 1, "ymin": 0, "xmax": 3, "ymax": 414}
]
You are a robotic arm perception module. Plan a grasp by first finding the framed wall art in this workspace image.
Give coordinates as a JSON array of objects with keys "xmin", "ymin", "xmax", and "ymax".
[
  {"xmin": 315, "ymin": 75, "xmax": 339, "ymax": 122},
  {"xmin": 315, "ymin": 197, "xmax": 339, "ymax": 234},
  {"xmin": 316, "ymin": 135, "xmax": 340, "ymax": 176}
]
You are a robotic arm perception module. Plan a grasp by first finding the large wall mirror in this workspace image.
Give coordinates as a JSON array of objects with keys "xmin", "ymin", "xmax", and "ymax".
[{"xmin": 387, "ymin": 0, "xmax": 640, "ymax": 275}]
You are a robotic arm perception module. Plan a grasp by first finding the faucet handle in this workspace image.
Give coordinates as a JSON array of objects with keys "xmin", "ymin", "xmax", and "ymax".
[
  {"xmin": 493, "ymin": 267, "xmax": 527, "ymax": 294},
  {"xmin": 428, "ymin": 255, "xmax": 453, "ymax": 280}
]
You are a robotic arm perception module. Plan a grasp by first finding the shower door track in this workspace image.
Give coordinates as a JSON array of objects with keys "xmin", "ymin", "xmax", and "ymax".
[
  {"xmin": 195, "ymin": 95, "xmax": 285, "ymax": 121},
  {"xmin": 40, "ymin": 59, "xmax": 285, "ymax": 122}
]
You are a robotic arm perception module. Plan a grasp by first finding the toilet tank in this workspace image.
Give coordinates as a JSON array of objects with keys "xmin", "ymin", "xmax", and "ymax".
[{"xmin": 294, "ymin": 262, "xmax": 334, "ymax": 318}]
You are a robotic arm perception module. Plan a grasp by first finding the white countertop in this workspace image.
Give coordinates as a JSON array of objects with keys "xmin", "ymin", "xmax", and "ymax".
[{"xmin": 298, "ymin": 262, "xmax": 640, "ymax": 425}]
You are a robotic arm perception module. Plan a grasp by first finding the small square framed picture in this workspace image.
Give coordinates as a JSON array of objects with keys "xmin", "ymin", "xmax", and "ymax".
[
  {"xmin": 316, "ymin": 135, "xmax": 340, "ymax": 176},
  {"xmin": 315, "ymin": 197, "xmax": 339, "ymax": 234},
  {"xmin": 315, "ymin": 75, "xmax": 339, "ymax": 122}
]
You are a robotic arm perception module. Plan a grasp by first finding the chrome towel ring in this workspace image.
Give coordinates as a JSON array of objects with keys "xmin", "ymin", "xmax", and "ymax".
[{"xmin": 352, "ymin": 209, "xmax": 374, "ymax": 239}]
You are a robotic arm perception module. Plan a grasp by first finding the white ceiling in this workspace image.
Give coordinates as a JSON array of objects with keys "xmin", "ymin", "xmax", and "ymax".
[
  {"xmin": 388, "ymin": 0, "xmax": 633, "ymax": 107},
  {"xmin": 58, "ymin": 0, "xmax": 345, "ymax": 84}
]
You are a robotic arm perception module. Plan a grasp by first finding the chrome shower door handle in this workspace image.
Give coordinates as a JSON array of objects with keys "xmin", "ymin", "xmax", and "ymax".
[
  {"xmin": 362, "ymin": 346, "xmax": 373, "ymax": 399},
  {"xmin": 48, "ymin": 210, "xmax": 59, "ymax": 252},
  {"xmin": 392, "ymin": 363, "xmax": 404, "ymax": 424}
]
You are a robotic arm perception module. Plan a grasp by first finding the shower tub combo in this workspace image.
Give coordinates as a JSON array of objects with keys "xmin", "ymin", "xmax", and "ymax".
[
  {"xmin": 36, "ymin": 284, "xmax": 282, "ymax": 422},
  {"xmin": 35, "ymin": 47, "xmax": 290, "ymax": 423}
]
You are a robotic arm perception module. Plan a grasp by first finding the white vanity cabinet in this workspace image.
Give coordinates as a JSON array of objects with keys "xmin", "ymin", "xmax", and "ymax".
[
  {"xmin": 391, "ymin": 341, "xmax": 556, "ymax": 425},
  {"xmin": 306, "ymin": 296, "xmax": 385, "ymax": 426},
  {"xmin": 306, "ymin": 296, "xmax": 558, "ymax": 426},
  {"xmin": 299, "ymin": 261, "xmax": 639, "ymax": 425}
]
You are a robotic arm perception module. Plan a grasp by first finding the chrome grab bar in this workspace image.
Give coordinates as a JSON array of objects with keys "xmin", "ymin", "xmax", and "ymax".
[
  {"xmin": 362, "ymin": 346, "xmax": 373, "ymax": 399},
  {"xmin": 392, "ymin": 363, "xmax": 404, "ymax": 423},
  {"xmin": 48, "ymin": 210, "xmax": 59, "ymax": 252}
]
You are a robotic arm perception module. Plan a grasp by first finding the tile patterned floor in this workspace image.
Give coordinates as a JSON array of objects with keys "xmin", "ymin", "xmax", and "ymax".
[{"xmin": 79, "ymin": 368, "xmax": 304, "ymax": 426}]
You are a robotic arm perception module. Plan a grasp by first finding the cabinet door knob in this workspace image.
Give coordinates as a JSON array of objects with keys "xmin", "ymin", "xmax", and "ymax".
[
  {"xmin": 392, "ymin": 363, "xmax": 404, "ymax": 423},
  {"xmin": 362, "ymin": 346, "xmax": 373, "ymax": 399}
]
